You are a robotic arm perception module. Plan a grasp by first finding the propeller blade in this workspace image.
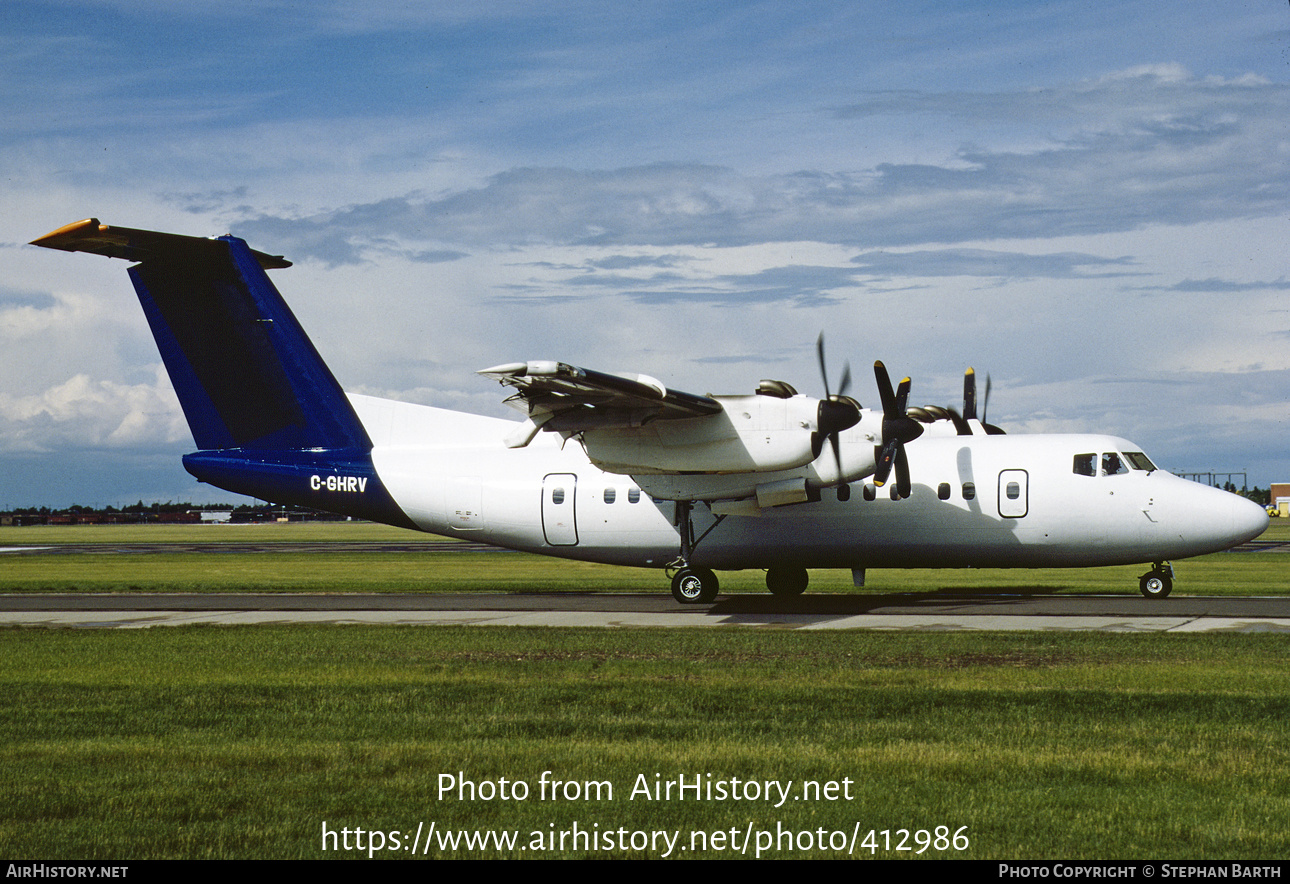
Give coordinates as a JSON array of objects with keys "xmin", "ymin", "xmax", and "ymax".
[
  {"xmin": 894, "ymin": 375, "xmax": 912, "ymax": 415},
  {"xmin": 982, "ymin": 373, "xmax": 992, "ymax": 426},
  {"xmin": 894, "ymin": 445, "xmax": 911, "ymax": 499},
  {"xmin": 963, "ymin": 367, "xmax": 977, "ymax": 421},
  {"xmin": 977, "ymin": 372, "xmax": 1005, "ymax": 433},
  {"xmin": 874, "ymin": 361, "xmax": 896, "ymax": 415},
  {"xmin": 874, "ymin": 438, "xmax": 897, "ymax": 487},
  {"xmin": 816, "ymin": 334, "xmax": 831, "ymax": 400}
]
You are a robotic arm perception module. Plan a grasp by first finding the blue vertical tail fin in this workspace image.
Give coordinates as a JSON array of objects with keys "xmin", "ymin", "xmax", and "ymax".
[
  {"xmin": 31, "ymin": 219, "xmax": 414, "ymax": 527},
  {"xmin": 35, "ymin": 218, "xmax": 368, "ymax": 451}
]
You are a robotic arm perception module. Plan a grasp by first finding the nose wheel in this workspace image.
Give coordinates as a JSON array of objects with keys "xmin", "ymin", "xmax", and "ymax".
[{"xmin": 1139, "ymin": 563, "xmax": 1174, "ymax": 599}]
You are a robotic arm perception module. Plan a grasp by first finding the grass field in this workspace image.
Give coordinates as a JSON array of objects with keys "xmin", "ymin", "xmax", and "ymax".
[
  {"xmin": 1, "ymin": 627, "xmax": 1288, "ymax": 860},
  {"xmin": 0, "ymin": 519, "xmax": 1287, "ymax": 860},
  {"xmin": 1, "ymin": 519, "xmax": 1286, "ymax": 596}
]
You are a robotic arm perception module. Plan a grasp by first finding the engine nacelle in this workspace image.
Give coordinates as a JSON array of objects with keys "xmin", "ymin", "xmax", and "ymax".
[
  {"xmin": 629, "ymin": 414, "xmax": 881, "ymax": 505},
  {"xmin": 580, "ymin": 394, "xmax": 827, "ymax": 475}
]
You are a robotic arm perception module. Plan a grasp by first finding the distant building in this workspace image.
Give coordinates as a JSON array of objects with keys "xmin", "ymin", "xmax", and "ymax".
[{"xmin": 1272, "ymin": 484, "xmax": 1290, "ymax": 517}]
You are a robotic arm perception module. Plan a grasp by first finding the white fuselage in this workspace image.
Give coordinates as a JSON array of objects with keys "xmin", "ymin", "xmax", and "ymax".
[{"xmin": 350, "ymin": 395, "xmax": 1268, "ymax": 572}]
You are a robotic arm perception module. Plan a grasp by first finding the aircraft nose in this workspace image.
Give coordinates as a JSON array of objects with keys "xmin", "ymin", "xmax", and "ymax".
[
  {"xmin": 1171, "ymin": 480, "xmax": 1270, "ymax": 555},
  {"xmin": 1229, "ymin": 493, "xmax": 1270, "ymax": 545}
]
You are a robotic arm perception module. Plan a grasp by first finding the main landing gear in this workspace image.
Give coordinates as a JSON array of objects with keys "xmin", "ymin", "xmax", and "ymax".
[
  {"xmin": 766, "ymin": 566, "xmax": 809, "ymax": 597},
  {"xmin": 671, "ymin": 568, "xmax": 720, "ymax": 604},
  {"xmin": 1138, "ymin": 562, "xmax": 1174, "ymax": 599},
  {"xmin": 667, "ymin": 499, "xmax": 725, "ymax": 604}
]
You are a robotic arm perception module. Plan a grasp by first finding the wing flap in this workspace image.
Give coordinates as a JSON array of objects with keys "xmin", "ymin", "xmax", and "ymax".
[{"xmin": 479, "ymin": 361, "xmax": 722, "ymax": 425}]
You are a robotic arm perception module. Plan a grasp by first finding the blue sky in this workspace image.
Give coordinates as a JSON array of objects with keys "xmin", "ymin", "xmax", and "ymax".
[{"xmin": 3, "ymin": 1, "xmax": 1288, "ymax": 507}]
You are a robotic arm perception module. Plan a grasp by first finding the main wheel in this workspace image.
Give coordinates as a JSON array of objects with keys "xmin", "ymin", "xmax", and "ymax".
[
  {"xmin": 766, "ymin": 566, "xmax": 809, "ymax": 597},
  {"xmin": 671, "ymin": 568, "xmax": 719, "ymax": 604},
  {"xmin": 1139, "ymin": 572, "xmax": 1172, "ymax": 599}
]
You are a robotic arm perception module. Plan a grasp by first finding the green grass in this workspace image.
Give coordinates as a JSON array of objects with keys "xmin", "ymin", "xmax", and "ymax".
[
  {"xmin": 0, "ymin": 521, "xmax": 430, "ymax": 545},
  {"xmin": 0, "ymin": 550, "xmax": 1283, "ymax": 595},
  {"xmin": 0, "ymin": 520, "xmax": 1285, "ymax": 859},
  {"xmin": 0, "ymin": 517, "xmax": 1284, "ymax": 595},
  {"xmin": 0, "ymin": 627, "xmax": 1287, "ymax": 859}
]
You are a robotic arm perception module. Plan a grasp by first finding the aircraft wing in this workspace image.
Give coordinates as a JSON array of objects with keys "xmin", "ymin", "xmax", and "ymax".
[
  {"xmin": 479, "ymin": 361, "xmax": 721, "ymax": 443},
  {"xmin": 479, "ymin": 360, "xmax": 875, "ymax": 502}
]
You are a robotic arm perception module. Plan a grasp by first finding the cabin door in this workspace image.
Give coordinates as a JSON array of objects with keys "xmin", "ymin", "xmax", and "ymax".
[
  {"xmin": 542, "ymin": 473, "xmax": 579, "ymax": 545},
  {"xmin": 998, "ymin": 470, "xmax": 1029, "ymax": 518}
]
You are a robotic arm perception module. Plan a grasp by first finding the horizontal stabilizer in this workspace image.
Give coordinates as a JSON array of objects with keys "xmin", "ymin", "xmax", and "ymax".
[{"xmin": 31, "ymin": 218, "xmax": 291, "ymax": 269}]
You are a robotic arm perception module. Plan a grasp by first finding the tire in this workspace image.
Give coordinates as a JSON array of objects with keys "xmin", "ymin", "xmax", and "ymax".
[
  {"xmin": 672, "ymin": 568, "xmax": 719, "ymax": 604},
  {"xmin": 766, "ymin": 566, "xmax": 809, "ymax": 597},
  {"xmin": 1139, "ymin": 572, "xmax": 1172, "ymax": 599}
]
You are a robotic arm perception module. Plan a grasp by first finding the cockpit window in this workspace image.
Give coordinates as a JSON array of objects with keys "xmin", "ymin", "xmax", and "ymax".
[
  {"xmin": 1124, "ymin": 451, "xmax": 1156, "ymax": 473},
  {"xmin": 1073, "ymin": 454, "xmax": 1096, "ymax": 477},
  {"xmin": 1102, "ymin": 453, "xmax": 1129, "ymax": 476}
]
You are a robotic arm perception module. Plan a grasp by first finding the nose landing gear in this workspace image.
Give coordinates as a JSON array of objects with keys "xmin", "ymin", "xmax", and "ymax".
[{"xmin": 1139, "ymin": 562, "xmax": 1174, "ymax": 599}]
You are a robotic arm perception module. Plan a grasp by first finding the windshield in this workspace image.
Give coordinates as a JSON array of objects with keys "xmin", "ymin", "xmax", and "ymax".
[{"xmin": 1124, "ymin": 451, "xmax": 1156, "ymax": 473}]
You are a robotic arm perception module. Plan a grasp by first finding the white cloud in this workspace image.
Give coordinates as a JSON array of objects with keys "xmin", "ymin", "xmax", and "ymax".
[
  {"xmin": 5, "ymin": 3, "xmax": 1288, "ymax": 497},
  {"xmin": 223, "ymin": 67, "xmax": 1290, "ymax": 262},
  {"xmin": 0, "ymin": 367, "xmax": 187, "ymax": 453}
]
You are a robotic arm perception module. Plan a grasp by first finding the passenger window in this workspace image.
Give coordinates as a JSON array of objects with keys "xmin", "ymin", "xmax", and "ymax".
[
  {"xmin": 604, "ymin": 488, "xmax": 616, "ymax": 504},
  {"xmin": 551, "ymin": 488, "xmax": 565, "ymax": 504},
  {"xmin": 962, "ymin": 482, "xmax": 975, "ymax": 500},
  {"xmin": 1006, "ymin": 482, "xmax": 1021, "ymax": 500},
  {"xmin": 1073, "ymin": 454, "xmax": 1096, "ymax": 477},
  {"xmin": 837, "ymin": 484, "xmax": 851, "ymax": 502},
  {"xmin": 937, "ymin": 482, "xmax": 950, "ymax": 500},
  {"xmin": 863, "ymin": 484, "xmax": 876, "ymax": 502},
  {"xmin": 1102, "ymin": 453, "xmax": 1128, "ymax": 476},
  {"xmin": 628, "ymin": 488, "xmax": 640, "ymax": 504}
]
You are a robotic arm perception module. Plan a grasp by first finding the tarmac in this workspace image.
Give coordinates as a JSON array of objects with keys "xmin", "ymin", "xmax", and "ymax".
[{"xmin": 1, "ymin": 591, "xmax": 1288, "ymax": 632}]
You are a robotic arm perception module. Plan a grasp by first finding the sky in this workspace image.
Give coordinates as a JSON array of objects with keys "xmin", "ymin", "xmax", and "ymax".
[{"xmin": 2, "ymin": 0, "xmax": 1288, "ymax": 508}]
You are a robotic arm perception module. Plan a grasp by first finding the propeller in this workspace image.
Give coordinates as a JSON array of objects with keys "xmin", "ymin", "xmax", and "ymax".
[
  {"xmin": 963, "ymin": 367, "xmax": 1005, "ymax": 435},
  {"xmin": 886, "ymin": 366, "xmax": 1008, "ymax": 438},
  {"xmin": 873, "ymin": 361, "xmax": 924, "ymax": 498},
  {"xmin": 812, "ymin": 334, "xmax": 861, "ymax": 475}
]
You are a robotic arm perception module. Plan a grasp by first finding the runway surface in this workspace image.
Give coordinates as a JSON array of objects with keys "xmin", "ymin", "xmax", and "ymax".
[{"xmin": 2, "ymin": 591, "xmax": 1289, "ymax": 632}]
